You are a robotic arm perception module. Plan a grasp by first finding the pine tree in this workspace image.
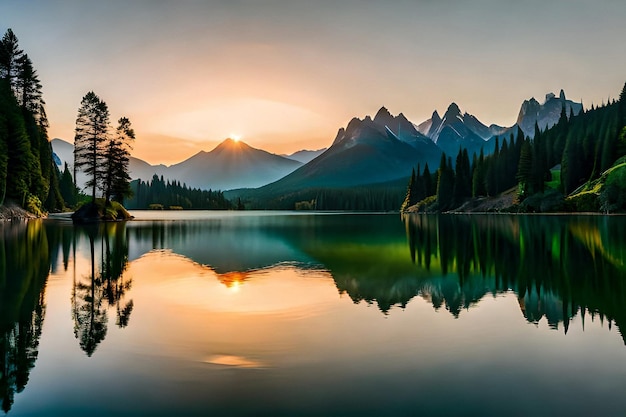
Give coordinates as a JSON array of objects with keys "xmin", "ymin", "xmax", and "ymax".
[
  {"xmin": 472, "ymin": 148, "xmax": 486, "ymax": 197},
  {"xmin": 413, "ymin": 163, "xmax": 426, "ymax": 202},
  {"xmin": 436, "ymin": 153, "xmax": 454, "ymax": 210},
  {"xmin": 0, "ymin": 79, "xmax": 34, "ymax": 205},
  {"xmin": 453, "ymin": 148, "xmax": 471, "ymax": 205},
  {"xmin": 0, "ymin": 29, "xmax": 60, "ymax": 212},
  {"xmin": 0, "ymin": 29, "xmax": 24, "ymax": 89},
  {"xmin": 530, "ymin": 125, "xmax": 547, "ymax": 194},
  {"xmin": 0, "ymin": 114, "xmax": 7, "ymax": 205},
  {"xmin": 15, "ymin": 54, "xmax": 44, "ymax": 114},
  {"xmin": 44, "ymin": 163, "xmax": 64, "ymax": 212},
  {"xmin": 486, "ymin": 137, "xmax": 500, "ymax": 195},
  {"xmin": 104, "ymin": 117, "xmax": 134, "ymax": 203},
  {"xmin": 423, "ymin": 163, "xmax": 434, "ymax": 197},
  {"xmin": 74, "ymin": 91, "xmax": 110, "ymax": 201},
  {"xmin": 517, "ymin": 139, "xmax": 533, "ymax": 198},
  {"xmin": 59, "ymin": 162, "xmax": 78, "ymax": 207},
  {"xmin": 401, "ymin": 168, "xmax": 416, "ymax": 211},
  {"xmin": 618, "ymin": 82, "xmax": 626, "ymax": 128}
]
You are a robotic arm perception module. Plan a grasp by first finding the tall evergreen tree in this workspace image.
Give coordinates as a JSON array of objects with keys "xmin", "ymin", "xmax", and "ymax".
[
  {"xmin": 453, "ymin": 148, "xmax": 471, "ymax": 205},
  {"xmin": 0, "ymin": 80, "xmax": 34, "ymax": 205},
  {"xmin": 423, "ymin": 163, "xmax": 434, "ymax": 197},
  {"xmin": 105, "ymin": 117, "xmax": 135, "ymax": 203},
  {"xmin": 472, "ymin": 148, "xmax": 487, "ymax": 197},
  {"xmin": 59, "ymin": 162, "xmax": 78, "ymax": 207},
  {"xmin": 401, "ymin": 168, "xmax": 416, "ymax": 211},
  {"xmin": 0, "ymin": 113, "xmax": 7, "ymax": 205},
  {"xmin": 74, "ymin": 91, "xmax": 110, "ymax": 201},
  {"xmin": 530, "ymin": 125, "xmax": 547, "ymax": 194},
  {"xmin": 618, "ymin": 82, "xmax": 626, "ymax": 127},
  {"xmin": 0, "ymin": 28, "xmax": 62, "ymax": 212},
  {"xmin": 517, "ymin": 139, "xmax": 533, "ymax": 198},
  {"xmin": 436, "ymin": 153, "xmax": 455, "ymax": 210},
  {"xmin": 0, "ymin": 29, "xmax": 24, "ymax": 89},
  {"xmin": 15, "ymin": 54, "xmax": 43, "ymax": 115}
]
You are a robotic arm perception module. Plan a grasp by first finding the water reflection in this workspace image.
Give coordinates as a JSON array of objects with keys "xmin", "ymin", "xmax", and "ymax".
[
  {"xmin": 1, "ymin": 213, "xmax": 626, "ymax": 414},
  {"xmin": 71, "ymin": 224, "xmax": 133, "ymax": 356},
  {"xmin": 403, "ymin": 214, "xmax": 626, "ymax": 338},
  {"xmin": 0, "ymin": 221, "xmax": 48, "ymax": 413}
]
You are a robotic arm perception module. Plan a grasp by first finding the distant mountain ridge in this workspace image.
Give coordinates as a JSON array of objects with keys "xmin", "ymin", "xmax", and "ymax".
[
  {"xmin": 52, "ymin": 138, "xmax": 169, "ymax": 192},
  {"xmin": 244, "ymin": 107, "xmax": 443, "ymax": 197},
  {"xmin": 166, "ymin": 139, "xmax": 302, "ymax": 190},
  {"xmin": 53, "ymin": 89, "xmax": 583, "ymax": 200},
  {"xmin": 52, "ymin": 138, "xmax": 303, "ymax": 191},
  {"xmin": 283, "ymin": 148, "xmax": 327, "ymax": 164},
  {"xmin": 516, "ymin": 90, "xmax": 582, "ymax": 137},
  {"xmin": 413, "ymin": 90, "xmax": 582, "ymax": 158},
  {"xmin": 415, "ymin": 102, "xmax": 502, "ymax": 157}
]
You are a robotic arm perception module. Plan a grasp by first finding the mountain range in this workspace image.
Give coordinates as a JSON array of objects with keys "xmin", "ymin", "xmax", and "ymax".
[
  {"xmin": 282, "ymin": 148, "xmax": 327, "ymax": 164},
  {"xmin": 247, "ymin": 107, "xmax": 443, "ymax": 195},
  {"xmin": 515, "ymin": 90, "xmax": 583, "ymax": 137},
  {"xmin": 165, "ymin": 139, "xmax": 302, "ymax": 190},
  {"xmin": 53, "ymin": 90, "xmax": 582, "ymax": 198},
  {"xmin": 52, "ymin": 138, "xmax": 303, "ymax": 192}
]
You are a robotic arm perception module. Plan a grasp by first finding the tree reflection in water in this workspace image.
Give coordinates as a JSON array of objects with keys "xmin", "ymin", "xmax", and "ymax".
[
  {"xmin": 2, "ymin": 213, "xmax": 626, "ymax": 412},
  {"xmin": 72, "ymin": 223, "xmax": 133, "ymax": 357},
  {"xmin": 0, "ymin": 221, "xmax": 49, "ymax": 413},
  {"xmin": 403, "ymin": 214, "xmax": 626, "ymax": 340}
]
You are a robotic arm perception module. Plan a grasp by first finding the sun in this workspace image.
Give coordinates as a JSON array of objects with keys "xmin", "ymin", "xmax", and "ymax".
[{"xmin": 230, "ymin": 133, "xmax": 242, "ymax": 142}]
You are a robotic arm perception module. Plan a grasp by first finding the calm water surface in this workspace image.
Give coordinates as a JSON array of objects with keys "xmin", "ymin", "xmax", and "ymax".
[{"xmin": 1, "ymin": 211, "xmax": 626, "ymax": 416}]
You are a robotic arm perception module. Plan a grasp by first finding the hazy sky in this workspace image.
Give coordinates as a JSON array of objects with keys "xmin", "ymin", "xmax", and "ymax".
[{"xmin": 2, "ymin": 0, "xmax": 626, "ymax": 164}]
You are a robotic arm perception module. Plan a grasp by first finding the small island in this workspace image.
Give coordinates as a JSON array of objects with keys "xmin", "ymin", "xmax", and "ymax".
[
  {"xmin": 69, "ymin": 92, "xmax": 135, "ymax": 223},
  {"xmin": 71, "ymin": 198, "xmax": 133, "ymax": 223}
]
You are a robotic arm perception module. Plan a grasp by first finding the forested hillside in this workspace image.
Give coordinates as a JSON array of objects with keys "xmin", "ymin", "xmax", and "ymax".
[
  {"xmin": 0, "ymin": 29, "xmax": 63, "ymax": 213},
  {"xmin": 402, "ymin": 83, "xmax": 626, "ymax": 213},
  {"xmin": 126, "ymin": 176, "xmax": 233, "ymax": 210}
]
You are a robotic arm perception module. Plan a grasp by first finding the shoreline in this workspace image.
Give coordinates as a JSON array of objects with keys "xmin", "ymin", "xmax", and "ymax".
[{"xmin": 0, "ymin": 205, "xmax": 40, "ymax": 221}]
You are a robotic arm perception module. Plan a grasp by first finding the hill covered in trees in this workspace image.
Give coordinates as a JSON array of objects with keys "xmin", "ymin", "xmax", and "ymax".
[
  {"xmin": 0, "ymin": 29, "xmax": 63, "ymax": 214},
  {"xmin": 126, "ymin": 175, "xmax": 233, "ymax": 210},
  {"xmin": 402, "ymin": 83, "xmax": 626, "ymax": 214}
]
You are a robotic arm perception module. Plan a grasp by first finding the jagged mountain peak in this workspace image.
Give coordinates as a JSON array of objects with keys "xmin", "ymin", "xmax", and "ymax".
[
  {"xmin": 444, "ymin": 102, "xmax": 462, "ymax": 119},
  {"xmin": 331, "ymin": 127, "xmax": 346, "ymax": 145},
  {"xmin": 517, "ymin": 89, "xmax": 582, "ymax": 137},
  {"xmin": 417, "ymin": 110, "xmax": 442, "ymax": 137},
  {"xmin": 373, "ymin": 106, "xmax": 392, "ymax": 122}
]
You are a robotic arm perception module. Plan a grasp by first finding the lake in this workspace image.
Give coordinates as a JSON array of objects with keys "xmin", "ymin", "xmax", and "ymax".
[{"xmin": 1, "ymin": 211, "xmax": 626, "ymax": 416}]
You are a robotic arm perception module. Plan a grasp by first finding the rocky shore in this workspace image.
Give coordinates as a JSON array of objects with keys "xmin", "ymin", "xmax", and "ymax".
[{"xmin": 0, "ymin": 204, "xmax": 39, "ymax": 220}]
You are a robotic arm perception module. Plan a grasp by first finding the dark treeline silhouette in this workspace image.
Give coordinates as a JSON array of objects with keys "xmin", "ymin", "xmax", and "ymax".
[
  {"xmin": 0, "ymin": 29, "xmax": 63, "ymax": 213},
  {"xmin": 240, "ymin": 182, "xmax": 406, "ymax": 211},
  {"xmin": 126, "ymin": 175, "xmax": 233, "ymax": 210},
  {"xmin": 403, "ymin": 83, "xmax": 626, "ymax": 213}
]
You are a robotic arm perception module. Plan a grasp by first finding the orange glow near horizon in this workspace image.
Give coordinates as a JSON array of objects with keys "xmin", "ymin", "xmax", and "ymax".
[
  {"xmin": 11, "ymin": 1, "xmax": 625, "ymax": 166},
  {"xmin": 130, "ymin": 250, "xmax": 336, "ymax": 315}
]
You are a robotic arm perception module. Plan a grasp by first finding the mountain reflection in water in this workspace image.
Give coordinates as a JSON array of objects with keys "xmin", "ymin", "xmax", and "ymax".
[{"xmin": 1, "ymin": 212, "xmax": 625, "ymax": 415}]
